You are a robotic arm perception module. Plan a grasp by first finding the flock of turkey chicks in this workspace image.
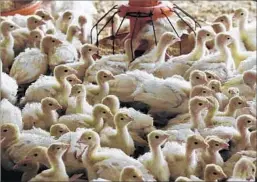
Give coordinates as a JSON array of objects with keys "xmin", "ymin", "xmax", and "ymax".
[{"xmin": 0, "ymin": 1, "xmax": 256, "ymax": 182}]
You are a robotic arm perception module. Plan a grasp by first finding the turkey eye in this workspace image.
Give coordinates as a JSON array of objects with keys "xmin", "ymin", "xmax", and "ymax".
[
  {"xmin": 3, "ymin": 129, "xmax": 7, "ymax": 132},
  {"xmin": 42, "ymin": 16, "xmax": 45, "ymax": 19},
  {"xmin": 155, "ymin": 136, "xmax": 159, "ymax": 139},
  {"xmin": 57, "ymin": 147, "xmax": 60, "ymax": 150},
  {"xmin": 68, "ymin": 80, "xmax": 72, "ymax": 82},
  {"xmin": 208, "ymin": 76, "xmax": 212, "ymax": 79},
  {"xmin": 35, "ymin": 21, "xmax": 38, "ymax": 23},
  {"xmin": 35, "ymin": 36, "xmax": 38, "ymax": 38},
  {"xmin": 220, "ymin": 19, "xmax": 224, "ymax": 22},
  {"xmin": 77, "ymin": 91, "xmax": 81, "ymax": 94},
  {"xmin": 34, "ymin": 154, "xmax": 38, "ymax": 157},
  {"xmin": 198, "ymin": 103, "xmax": 203, "ymax": 106},
  {"xmin": 23, "ymin": 164, "xmax": 27, "ymax": 167},
  {"xmin": 52, "ymin": 40, "xmax": 55, "ymax": 43},
  {"xmin": 247, "ymin": 120, "xmax": 251, "ymax": 123},
  {"xmin": 68, "ymin": 17, "xmax": 72, "ymax": 20},
  {"xmin": 103, "ymin": 75, "xmax": 107, "ymax": 78},
  {"xmin": 48, "ymin": 103, "xmax": 53, "ymax": 106},
  {"xmin": 206, "ymin": 33, "xmax": 210, "ymax": 36},
  {"xmin": 202, "ymin": 90, "xmax": 206, "ymax": 93},
  {"xmin": 59, "ymin": 130, "xmax": 63, "ymax": 133},
  {"xmin": 212, "ymin": 87, "xmax": 215, "ymax": 89},
  {"xmin": 238, "ymin": 102, "xmax": 242, "ymax": 105},
  {"xmin": 88, "ymin": 137, "xmax": 91, "ymax": 140},
  {"xmin": 213, "ymin": 172, "xmax": 217, "ymax": 175},
  {"xmin": 133, "ymin": 175, "xmax": 137, "ymax": 178},
  {"xmin": 215, "ymin": 143, "xmax": 219, "ymax": 146},
  {"xmin": 10, "ymin": 25, "xmax": 14, "ymax": 28},
  {"xmin": 196, "ymin": 77, "xmax": 200, "ymax": 79},
  {"xmin": 64, "ymin": 70, "xmax": 68, "ymax": 72},
  {"xmin": 194, "ymin": 142, "xmax": 198, "ymax": 145},
  {"xmin": 241, "ymin": 13, "xmax": 244, "ymax": 16},
  {"xmin": 252, "ymin": 168, "xmax": 255, "ymax": 172},
  {"xmin": 227, "ymin": 37, "xmax": 230, "ymax": 40},
  {"xmin": 120, "ymin": 118, "xmax": 124, "ymax": 120},
  {"xmin": 88, "ymin": 49, "xmax": 92, "ymax": 51}
]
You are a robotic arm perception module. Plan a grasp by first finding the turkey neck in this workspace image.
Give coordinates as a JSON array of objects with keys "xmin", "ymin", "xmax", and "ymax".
[
  {"xmin": 48, "ymin": 153, "xmax": 67, "ymax": 174},
  {"xmin": 82, "ymin": 53, "xmax": 94, "ymax": 69},
  {"xmin": 150, "ymin": 141, "xmax": 166, "ymax": 165},
  {"xmin": 190, "ymin": 35, "xmax": 207, "ymax": 60},
  {"xmin": 1, "ymin": 31, "xmax": 14, "ymax": 49},
  {"xmin": 76, "ymin": 95, "xmax": 87, "ymax": 113}
]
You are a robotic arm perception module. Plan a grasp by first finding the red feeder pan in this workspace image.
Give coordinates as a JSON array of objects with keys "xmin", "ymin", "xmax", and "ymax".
[{"xmin": 118, "ymin": 0, "xmax": 173, "ymax": 40}]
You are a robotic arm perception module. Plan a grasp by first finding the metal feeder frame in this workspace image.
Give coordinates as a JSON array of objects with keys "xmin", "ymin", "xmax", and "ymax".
[{"xmin": 90, "ymin": 3, "xmax": 202, "ymax": 61}]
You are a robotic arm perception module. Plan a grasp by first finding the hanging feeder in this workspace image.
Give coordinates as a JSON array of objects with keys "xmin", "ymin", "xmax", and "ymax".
[{"xmin": 91, "ymin": 0, "xmax": 201, "ymax": 60}]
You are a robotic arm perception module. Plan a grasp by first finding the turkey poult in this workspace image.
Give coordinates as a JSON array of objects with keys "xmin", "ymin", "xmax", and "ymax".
[
  {"xmin": 86, "ymin": 70, "xmax": 115, "ymax": 105},
  {"xmin": 85, "ymin": 38, "xmax": 132, "ymax": 83},
  {"xmin": 13, "ymin": 159, "xmax": 40, "ymax": 182},
  {"xmin": 65, "ymin": 44, "xmax": 99, "ymax": 81},
  {"xmin": 12, "ymin": 15, "xmax": 46, "ymax": 55},
  {"xmin": 0, "ymin": 123, "xmax": 56, "ymax": 170},
  {"xmin": 22, "ymin": 97, "xmax": 62, "ymax": 130},
  {"xmin": 129, "ymin": 32, "xmax": 180, "ymax": 72},
  {"xmin": 100, "ymin": 111, "xmax": 135, "ymax": 156},
  {"xmin": 176, "ymin": 164, "xmax": 227, "ymax": 182},
  {"xmin": 227, "ymin": 157, "xmax": 256, "ymax": 181},
  {"xmin": 184, "ymin": 32, "xmax": 235, "ymax": 81},
  {"xmin": 233, "ymin": 8, "xmax": 256, "ymax": 51},
  {"xmin": 29, "ymin": 143, "xmax": 69, "ymax": 182},
  {"xmin": 10, "ymin": 33, "xmax": 61, "ymax": 85},
  {"xmin": 58, "ymin": 104, "xmax": 113, "ymax": 132},
  {"xmin": 1, "ymin": 70, "xmax": 18, "ymax": 105},
  {"xmin": 65, "ymin": 84, "xmax": 93, "ymax": 115},
  {"xmin": 153, "ymin": 28, "xmax": 215, "ymax": 79},
  {"xmin": 0, "ymin": 99, "xmax": 23, "ymax": 131},
  {"xmin": 101, "ymin": 95, "xmax": 155, "ymax": 138},
  {"xmin": 50, "ymin": 124, "xmax": 70, "ymax": 139},
  {"xmin": 20, "ymin": 64, "xmax": 78, "ymax": 108},
  {"xmin": 138, "ymin": 130, "xmax": 170, "ymax": 181},
  {"xmin": 48, "ymin": 25, "xmax": 80, "ymax": 70},
  {"xmin": 28, "ymin": 29, "xmax": 44, "ymax": 49},
  {"xmin": 162, "ymin": 134, "xmax": 209, "ymax": 179},
  {"xmin": 0, "ymin": 20, "xmax": 20, "ymax": 72},
  {"xmin": 77, "ymin": 130, "xmax": 156, "ymax": 181}
]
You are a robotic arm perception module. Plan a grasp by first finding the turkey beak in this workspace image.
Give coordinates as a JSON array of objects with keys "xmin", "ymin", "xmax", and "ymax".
[
  {"xmin": 48, "ymin": 15, "xmax": 54, "ymax": 21},
  {"xmin": 222, "ymin": 143, "xmax": 229, "ymax": 150},
  {"xmin": 69, "ymin": 68, "xmax": 78, "ymax": 75},
  {"xmin": 0, "ymin": 137, "xmax": 6, "ymax": 144},
  {"xmin": 57, "ymin": 103, "xmax": 62, "ymax": 110},
  {"xmin": 220, "ymin": 171, "xmax": 227, "ymax": 179},
  {"xmin": 204, "ymin": 142, "xmax": 209, "ymax": 148},
  {"xmin": 13, "ymin": 24, "xmax": 21, "ymax": 30},
  {"xmin": 13, "ymin": 163, "xmax": 19, "ymax": 170},
  {"xmin": 109, "ymin": 74, "xmax": 115, "ymax": 80},
  {"xmin": 39, "ymin": 19, "xmax": 46, "ymax": 26},
  {"xmin": 174, "ymin": 37, "xmax": 181, "ymax": 43}
]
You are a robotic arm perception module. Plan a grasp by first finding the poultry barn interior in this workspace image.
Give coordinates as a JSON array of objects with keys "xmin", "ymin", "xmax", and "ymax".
[{"xmin": 0, "ymin": 0, "xmax": 256, "ymax": 181}]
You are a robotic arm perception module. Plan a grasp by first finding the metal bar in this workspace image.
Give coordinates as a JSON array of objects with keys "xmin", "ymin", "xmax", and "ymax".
[
  {"xmin": 111, "ymin": 17, "xmax": 115, "ymax": 54},
  {"xmin": 160, "ymin": 8, "xmax": 180, "ymax": 38},
  {"xmin": 130, "ymin": 12, "xmax": 140, "ymax": 62},
  {"xmin": 115, "ymin": 13, "xmax": 127, "ymax": 36},
  {"xmin": 172, "ymin": 8, "xmax": 196, "ymax": 36},
  {"xmin": 160, "ymin": 8, "xmax": 181, "ymax": 55},
  {"xmin": 149, "ymin": 10, "xmax": 157, "ymax": 45},
  {"xmin": 90, "ymin": 5, "xmax": 118, "ymax": 44},
  {"xmin": 97, "ymin": 11, "xmax": 119, "ymax": 37},
  {"xmin": 173, "ymin": 3, "xmax": 201, "ymax": 29}
]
